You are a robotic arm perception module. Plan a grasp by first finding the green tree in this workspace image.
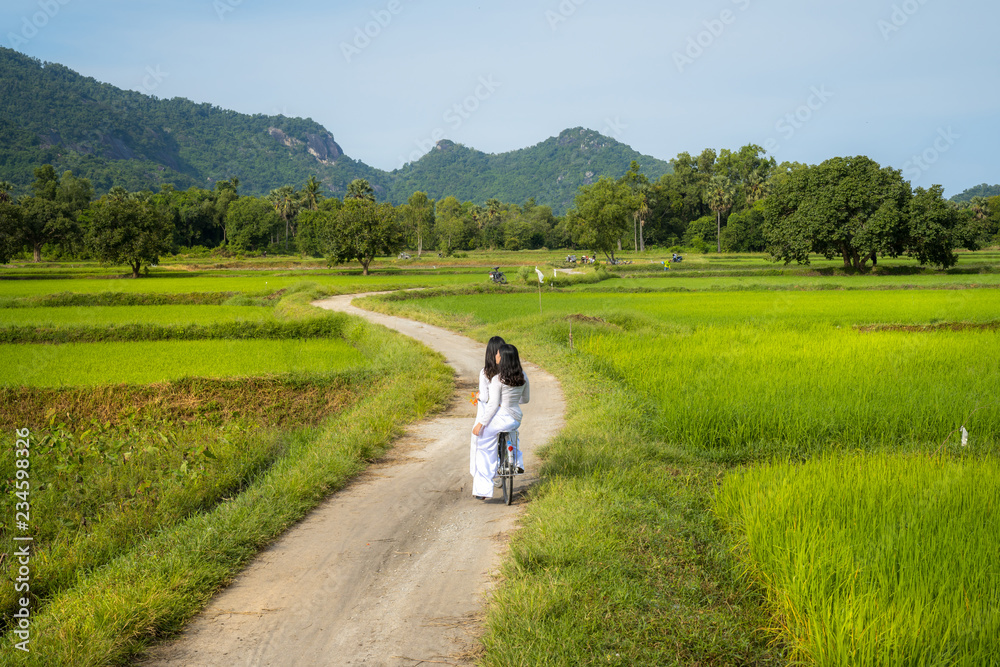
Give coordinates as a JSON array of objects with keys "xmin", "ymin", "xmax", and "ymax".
[
  {"xmin": 213, "ymin": 178, "xmax": 240, "ymax": 245},
  {"xmin": 226, "ymin": 197, "xmax": 280, "ymax": 253},
  {"xmin": 345, "ymin": 178, "xmax": 375, "ymax": 202},
  {"xmin": 906, "ymin": 185, "xmax": 961, "ymax": 268},
  {"xmin": 84, "ymin": 194, "xmax": 173, "ymax": 277},
  {"xmin": 567, "ymin": 177, "xmax": 637, "ymax": 261},
  {"xmin": 399, "ymin": 191, "xmax": 435, "ymax": 256},
  {"xmin": 326, "ymin": 199, "xmax": 402, "ymax": 275},
  {"xmin": 705, "ymin": 173, "xmax": 738, "ymax": 252},
  {"xmin": 433, "ymin": 196, "xmax": 465, "ymax": 254},
  {"xmin": 267, "ymin": 185, "xmax": 300, "ymax": 251},
  {"xmin": 17, "ymin": 166, "xmax": 93, "ymax": 261},
  {"xmin": 762, "ymin": 156, "xmax": 911, "ymax": 271},
  {"xmin": 303, "ymin": 175, "xmax": 324, "ymax": 211},
  {"xmin": 720, "ymin": 200, "xmax": 767, "ymax": 252},
  {"xmin": 620, "ymin": 161, "xmax": 650, "ymax": 252},
  {"xmin": 0, "ymin": 200, "xmax": 22, "ymax": 263},
  {"xmin": 295, "ymin": 209, "xmax": 335, "ymax": 257},
  {"xmin": 684, "ymin": 215, "xmax": 718, "ymax": 248}
]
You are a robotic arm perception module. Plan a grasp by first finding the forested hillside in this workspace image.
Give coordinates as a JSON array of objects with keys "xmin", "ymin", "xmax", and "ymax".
[
  {"xmin": 386, "ymin": 130, "xmax": 672, "ymax": 214},
  {"xmin": 1, "ymin": 48, "xmax": 668, "ymax": 212},
  {"xmin": 951, "ymin": 183, "xmax": 1000, "ymax": 202},
  {"xmin": 0, "ymin": 47, "xmax": 385, "ymax": 197}
]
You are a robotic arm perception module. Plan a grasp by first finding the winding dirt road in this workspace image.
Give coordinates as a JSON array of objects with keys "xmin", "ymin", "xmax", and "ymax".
[{"xmin": 141, "ymin": 294, "xmax": 565, "ymax": 666}]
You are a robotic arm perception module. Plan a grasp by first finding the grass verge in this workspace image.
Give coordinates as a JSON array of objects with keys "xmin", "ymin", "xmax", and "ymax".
[
  {"xmin": 357, "ymin": 291, "xmax": 785, "ymax": 665},
  {"xmin": 0, "ymin": 307, "xmax": 452, "ymax": 665}
]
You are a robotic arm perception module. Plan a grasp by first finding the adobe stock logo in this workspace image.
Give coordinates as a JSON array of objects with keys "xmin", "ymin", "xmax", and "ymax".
[
  {"xmin": 763, "ymin": 86, "xmax": 834, "ymax": 155},
  {"xmin": 340, "ymin": 0, "xmax": 410, "ymax": 63},
  {"xmin": 139, "ymin": 66, "xmax": 169, "ymax": 94},
  {"xmin": 397, "ymin": 76, "xmax": 502, "ymax": 168},
  {"xmin": 902, "ymin": 127, "xmax": 959, "ymax": 181},
  {"xmin": 673, "ymin": 0, "xmax": 752, "ymax": 73},
  {"xmin": 545, "ymin": 0, "xmax": 588, "ymax": 32},
  {"xmin": 7, "ymin": 0, "xmax": 73, "ymax": 49},
  {"xmin": 878, "ymin": 0, "xmax": 931, "ymax": 41}
]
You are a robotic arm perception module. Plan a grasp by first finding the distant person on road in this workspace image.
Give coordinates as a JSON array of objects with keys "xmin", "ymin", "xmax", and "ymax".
[{"xmin": 470, "ymin": 342, "xmax": 529, "ymax": 499}]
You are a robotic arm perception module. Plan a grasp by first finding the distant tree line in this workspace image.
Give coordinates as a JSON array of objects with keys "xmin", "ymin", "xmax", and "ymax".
[
  {"xmin": 2, "ymin": 149, "xmax": 997, "ymax": 275},
  {"xmin": 563, "ymin": 147, "xmax": 998, "ymax": 267}
]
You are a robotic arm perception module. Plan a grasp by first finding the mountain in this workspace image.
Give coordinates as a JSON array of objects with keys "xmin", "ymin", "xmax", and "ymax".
[
  {"xmin": 950, "ymin": 183, "xmax": 1000, "ymax": 203},
  {"xmin": 0, "ymin": 47, "xmax": 384, "ymax": 197},
  {"xmin": 386, "ymin": 131, "xmax": 672, "ymax": 213},
  {"xmin": 0, "ymin": 47, "xmax": 670, "ymax": 213}
]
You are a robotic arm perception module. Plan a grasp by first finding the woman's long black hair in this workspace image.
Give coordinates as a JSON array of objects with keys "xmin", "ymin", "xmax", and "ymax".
[
  {"xmin": 497, "ymin": 343, "xmax": 526, "ymax": 387},
  {"xmin": 484, "ymin": 335, "xmax": 506, "ymax": 380}
]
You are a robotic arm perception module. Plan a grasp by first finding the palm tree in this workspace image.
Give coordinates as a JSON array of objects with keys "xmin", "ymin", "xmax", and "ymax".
[
  {"xmin": 969, "ymin": 196, "xmax": 988, "ymax": 221},
  {"xmin": 706, "ymin": 174, "xmax": 737, "ymax": 253},
  {"xmin": 303, "ymin": 175, "xmax": 323, "ymax": 211},
  {"xmin": 345, "ymin": 178, "xmax": 374, "ymax": 202},
  {"xmin": 745, "ymin": 167, "xmax": 769, "ymax": 205},
  {"xmin": 107, "ymin": 186, "xmax": 131, "ymax": 203},
  {"xmin": 634, "ymin": 193, "xmax": 650, "ymax": 252},
  {"xmin": 268, "ymin": 185, "xmax": 300, "ymax": 251}
]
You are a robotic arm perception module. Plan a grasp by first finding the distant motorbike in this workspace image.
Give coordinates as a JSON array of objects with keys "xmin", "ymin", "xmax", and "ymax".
[
  {"xmin": 670, "ymin": 253, "xmax": 683, "ymax": 263},
  {"xmin": 489, "ymin": 266, "xmax": 507, "ymax": 284}
]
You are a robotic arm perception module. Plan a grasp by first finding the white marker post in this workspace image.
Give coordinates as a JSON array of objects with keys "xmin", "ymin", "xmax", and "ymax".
[{"xmin": 535, "ymin": 266, "xmax": 545, "ymax": 313}]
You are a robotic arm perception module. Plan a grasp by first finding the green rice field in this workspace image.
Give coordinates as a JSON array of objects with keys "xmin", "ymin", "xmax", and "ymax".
[
  {"xmin": 582, "ymin": 271, "xmax": 1000, "ymax": 291},
  {"xmin": 1, "ymin": 338, "xmax": 366, "ymax": 387},
  {"xmin": 714, "ymin": 452, "xmax": 1000, "ymax": 666},
  {"xmin": 0, "ymin": 304, "xmax": 274, "ymax": 327},
  {"xmin": 386, "ymin": 289, "xmax": 1000, "ymax": 456},
  {"xmin": 4, "ymin": 251, "xmax": 1000, "ymax": 665},
  {"xmin": 386, "ymin": 288, "xmax": 1000, "ymax": 328},
  {"xmin": 0, "ymin": 270, "xmax": 483, "ymax": 298},
  {"xmin": 366, "ymin": 275, "xmax": 1000, "ymax": 664}
]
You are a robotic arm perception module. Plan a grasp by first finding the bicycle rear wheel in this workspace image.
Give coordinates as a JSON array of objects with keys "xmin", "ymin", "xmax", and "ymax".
[
  {"xmin": 503, "ymin": 458, "xmax": 514, "ymax": 505},
  {"xmin": 497, "ymin": 433, "xmax": 513, "ymax": 505}
]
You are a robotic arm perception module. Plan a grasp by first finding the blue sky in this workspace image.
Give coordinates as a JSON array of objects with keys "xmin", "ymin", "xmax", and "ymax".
[{"xmin": 3, "ymin": 0, "xmax": 997, "ymax": 197}]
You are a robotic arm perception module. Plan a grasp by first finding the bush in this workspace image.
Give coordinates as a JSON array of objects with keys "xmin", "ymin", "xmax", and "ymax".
[
  {"xmin": 689, "ymin": 235, "xmax": 711, "ymax": 254},
  {"xmin": 684, "ymin": 215, "xmax": 718, "ymax": 248}
]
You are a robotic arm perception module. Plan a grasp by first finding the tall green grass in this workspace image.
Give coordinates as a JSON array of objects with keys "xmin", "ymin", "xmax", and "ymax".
[
  {"xmin": 0, "ymin": 271, "xmax": 483, "ymax": 298},
  {"xmin": 714, "ymin": 451, "xmax": 1000, "ymax": 666},
  {"xmin": 580, "ymin": 272, "xmax": 1000, "ymax": 291},
  {"xmin": 362, "ymin": 285, "xmax": 1000, "ymax": 665},
  {"xmin": 1, "ymin": 338, "xmax": 366, "ymax": 387},
  {"xmin": 0, "ymin": 304, "xmax": 272, "ymax": 327},
  {"xmin": 372, "ymin": 289, "xmax": 1000, "ymax": 329},
  {"xmin": 584, "ymin": 326, "xmax": 1000, "ymax": 457}
]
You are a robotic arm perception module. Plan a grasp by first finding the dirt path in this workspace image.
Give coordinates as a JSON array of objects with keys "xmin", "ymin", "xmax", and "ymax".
[{"xmin": 141, "ymin": 294, "xmax": 565, "ymax": 666}]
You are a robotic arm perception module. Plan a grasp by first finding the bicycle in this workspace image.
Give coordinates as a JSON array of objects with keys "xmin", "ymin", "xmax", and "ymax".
[{"xmin": 496, "ymin": 431, "xmax": 520, "ymax": 505}]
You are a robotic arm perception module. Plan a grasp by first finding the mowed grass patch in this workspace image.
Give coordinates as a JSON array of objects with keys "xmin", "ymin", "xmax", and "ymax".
[
  {"xmin": 2, "ymin": 338, "xmax": 366, "ymax": 387},
  {"xmin": 714, "ymin": 451, "xmax": 1000, "ymax": 666}
]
